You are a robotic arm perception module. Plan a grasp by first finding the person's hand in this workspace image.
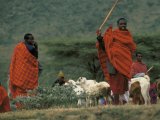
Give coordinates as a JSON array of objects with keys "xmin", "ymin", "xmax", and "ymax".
[
  {"xmin": 96, "ymin": 29, "xmax": 101, "ymax": 36},
  {"xmin": 97, "ymin": 35, "xmax": 103, "ymax": 43},
  {"xmin": 34, "ymin": 42, "xmax": 38, "ymax": 49}
]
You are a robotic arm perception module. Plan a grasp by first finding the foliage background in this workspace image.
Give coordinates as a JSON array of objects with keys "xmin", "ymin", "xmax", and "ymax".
[{"xmin": 0, "ymin": 0, "xmax": 160, "ymax": 88}]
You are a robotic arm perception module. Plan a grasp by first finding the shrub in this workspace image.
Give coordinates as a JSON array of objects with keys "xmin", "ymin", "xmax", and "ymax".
[{"xmin": 13, "ymin": 85, "xmax": 78, "ymax": 109}]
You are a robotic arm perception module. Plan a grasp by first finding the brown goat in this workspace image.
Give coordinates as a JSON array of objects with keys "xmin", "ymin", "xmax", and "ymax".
[{"xmin": 129, "ymin": 81, "xmax": 145, "ymax": 105}]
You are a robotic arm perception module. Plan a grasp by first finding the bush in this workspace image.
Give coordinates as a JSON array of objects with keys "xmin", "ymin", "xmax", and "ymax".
[{"xmin": 13, "ymin": 85, "xmax": 78, "ymax": 109}]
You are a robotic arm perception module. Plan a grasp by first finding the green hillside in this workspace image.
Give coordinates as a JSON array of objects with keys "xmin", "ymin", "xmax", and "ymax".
[
  {"xmin": 0, "ymin": 0, "xmax": 160, "ymax": 87},
  {"xmin": 0, "ymin": 0, "xmax": 160, "ymax": 41}
]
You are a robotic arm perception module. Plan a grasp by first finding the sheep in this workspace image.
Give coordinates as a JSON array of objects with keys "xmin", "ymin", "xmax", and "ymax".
[
  {"xmin": 86, "ymin": 81, "xmax": 111, "ymax": 106},
  {"xmin": 92, "ymin": 82, "xmax": 110, "ymax": 97},
  {"xmin": 76, "ymin": 77, "xmax": 97, "ymax": 87},
  {"xmin": 64, "ymin": 79, "xmax": 85, "ymax": 107},
  {"xmin": 73, "ymin": 85, "xmax": 85, "ymax": 107},
  {"xmin": 64, "ymin": 79, "xmax": 76, "ymax": 86},
  {"xmin": 76, "ymin": 77, "xmax": 97, "ymax": 106},
  {"xmin": 76, "ymin": 77, "xmax": 111, "ymax": 106},
  {"xmin": 130, "ymin": 75, "xmax": 150, "ymax": 105}
]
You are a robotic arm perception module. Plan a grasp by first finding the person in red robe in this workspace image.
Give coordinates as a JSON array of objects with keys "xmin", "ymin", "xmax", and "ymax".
[
  {"xmin": 0, "ymin": 83, "xmax": 11, "ymax": 113},
  {"xmin": 130, "ymin": 52, "xmax": 147, "ymax": 78},
  {"xmin": 96, "ymin": 18, "xmax": 136, "ymax": 105},
  {"xmin": 9, "ymin": 33, "xmax": 39, "ymax": 100},
  {"xmin": 149, "ymin": 82, "xmax": 157, "ymax": 104}
]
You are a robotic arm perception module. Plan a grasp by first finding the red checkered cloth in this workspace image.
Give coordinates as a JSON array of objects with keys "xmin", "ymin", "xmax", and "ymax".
[
  {"xmin": 103, "ymin": 27, "xmax": 136, "ymax": 79},
  {"xmin": 96, "ymin": 42, "xmax": 110, "ymax": 81},
  {"xmin": 9, "ymin": 42, "xmax": 38, "ymax": 98},
  {"xmin": 0, "ymin": 85, "xmax": 11, "ymax": 112},
  {"xmin": 96, "ymin": 27, "xmax": 136, "ymax": 94}
]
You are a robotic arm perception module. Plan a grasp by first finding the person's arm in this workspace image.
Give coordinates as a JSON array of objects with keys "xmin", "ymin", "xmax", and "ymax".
[
  {"xmin": 97, "ymin": 35, "xmax": 105, "ymax": 52},
  {"xmin": 130, "ymin": 64, "xmax": 136, "ymax": 78},
  {"xmin": 54, "ymin": 79, "xmax": 59, "ymax": 84},
  {"xmin": 145, "ymin": 64, "xmax": 149, "ymax": 75},
  {"xmin": 33, "ymin": 42, "xmax": 38, "ymax": 58},
  {"xmin": 52, "ymin": 79, "xmax": 59, "ymax": 87}
]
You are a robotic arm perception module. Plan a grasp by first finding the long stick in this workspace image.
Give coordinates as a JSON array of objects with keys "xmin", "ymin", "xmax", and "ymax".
[
  {"xmin": 146, "ymin": 66, "xmax": 154, "ymax": 74},
  {"xmin": 98, "ymin": 0, "xmax": 120, "ymax": 31}
]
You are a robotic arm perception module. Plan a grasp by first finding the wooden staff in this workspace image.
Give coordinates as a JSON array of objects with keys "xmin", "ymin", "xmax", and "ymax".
[
  {"xmin": 98, "ymin": 0, "xmax": 120, "ymax": 31},
  {"xmin": 146, "ymin": 66, "xmax": 154, "ymax": 74}
]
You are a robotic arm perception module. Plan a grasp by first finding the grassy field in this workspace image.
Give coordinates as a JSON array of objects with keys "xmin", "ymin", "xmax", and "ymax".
[{"xmin": 0, "ymin": 104, "xmax": 160, "ymax": 120}]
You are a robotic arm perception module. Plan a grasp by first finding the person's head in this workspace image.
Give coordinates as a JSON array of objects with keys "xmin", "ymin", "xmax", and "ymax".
[
  {"xmin": 24, "ymin": 33, "xmax": 35, "ymax": 45},
  {"xmin": 136, "ymin": 52, "xmax": 143, "ymax": 62},
  {"xmin": 117, "ymin": 18, "xmax": 127, "ymax": 31},
  {"xmin": 57, "ymin": 70, "xmax": 65, "ymax": 79}
]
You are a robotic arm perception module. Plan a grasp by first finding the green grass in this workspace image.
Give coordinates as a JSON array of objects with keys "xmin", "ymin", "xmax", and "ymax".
[{"xmin": 1, "ymin": 105, "xmax": 160, "ymax": 120}]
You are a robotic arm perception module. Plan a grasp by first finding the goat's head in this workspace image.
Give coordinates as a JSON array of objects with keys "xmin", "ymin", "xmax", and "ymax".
[
  {"xmin": 74, "ymin": 86, "xmax": 84, "ymax": 96},
  {"xmin": 144, "ymin": 75, "xmax": 150, "ymax": 82},
  {"xmin": 77, "ymin": 77, "xmax": 87, "ymax": 84}
]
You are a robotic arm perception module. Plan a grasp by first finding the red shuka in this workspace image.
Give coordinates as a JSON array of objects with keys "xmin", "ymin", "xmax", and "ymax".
[
  {"xmin": 0, "ymin": 85, "xmax": 11, "ymax": 113},
  {"xmin": 9, "ymin": 42, "xmax": 39, "ymax": 98},
  {"xmin": 130, "ymin": 61, "xmax": 147, "ymax": 77},
  {"xmin": 96, "ymin": 27, "xmax": 136, "ymax": 94}
]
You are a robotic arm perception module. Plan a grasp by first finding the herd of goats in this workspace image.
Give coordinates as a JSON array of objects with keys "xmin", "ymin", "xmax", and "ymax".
[{"xmin": 62, "ymin": 75, "xmax": 160, "ymax": 107}]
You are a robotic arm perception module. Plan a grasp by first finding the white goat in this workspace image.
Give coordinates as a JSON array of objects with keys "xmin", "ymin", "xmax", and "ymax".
[
  {"xmin": 73, "ymin": 85, "xmax": 85, "ymax": 107},
  {"xmin": 76, "ymin": 77, "xmax": 111, "ymax": 106},
  {"xmin": 64, "ymin": 79, "xmax": 85, "ymax": 107},
  {"xmin": 130, "ymin": 75, "xmax": 150, "ymax": 105},
  {"xmin": 64, "ymin": 79, "xmax": 76, "ymax": 86},
  {"xmin": 76, "ymin": 77, "xmax": 97, "ymax": 106},
  {"xmin": 76, "ymin": 77, "xmax": 97, "ymax": 87}
]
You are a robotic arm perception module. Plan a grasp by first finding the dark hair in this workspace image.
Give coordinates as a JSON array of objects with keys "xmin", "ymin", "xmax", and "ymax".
[
  {"xmin": 24, "ymin": 33, "xmax": 34, "ymax": 40},
  {"xmin": 117, "ymin": 18, "xmax": 127, "ymax": 25},
  {"xmin": 136, "ymin": 52, "xmax": 142, "ymax": 57}
]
